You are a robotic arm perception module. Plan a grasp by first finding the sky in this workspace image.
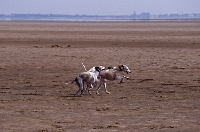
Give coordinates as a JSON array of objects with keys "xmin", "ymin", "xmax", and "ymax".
[{"xmin": 0, "ymin": 0, "xmax": 200, "ymax": 15}]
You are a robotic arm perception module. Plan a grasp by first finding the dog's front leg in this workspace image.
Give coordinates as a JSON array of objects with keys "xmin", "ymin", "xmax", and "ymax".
[
  {"xmin": 102, "ymin": 80, "xmax": 110, "ymax": 94},
  {"xmin": 117, "ymin": 76, "xmax": 124, "ymax": 83},
  {"xmin": 123, "ymin": 75, "xmax": 129, "ymax": 80}
]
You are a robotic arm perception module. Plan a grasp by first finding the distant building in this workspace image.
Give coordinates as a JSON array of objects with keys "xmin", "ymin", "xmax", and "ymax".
[
  {"xmin": 140, "ymin": 12, "xmax": 150, "ymax": 19},
  {"xmin": 131, "ymin": 12, "xmax": 150, "ymax": 19},
  {"xmin": 132, "ymin": 11, "xmax": 137, "ymax": 19}
]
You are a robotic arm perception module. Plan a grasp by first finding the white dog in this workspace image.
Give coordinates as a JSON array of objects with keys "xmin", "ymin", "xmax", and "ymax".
[{"xmin": 66, "ymin": 66, "xmax": 105, "ymax": 96}]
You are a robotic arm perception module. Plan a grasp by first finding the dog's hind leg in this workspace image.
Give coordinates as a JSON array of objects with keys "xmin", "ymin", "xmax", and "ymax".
[
  {"xmin": 75, "ymin": 77, "xmax": 84, "ymax": 96},
  {"xmin": 76, "ymin": 88, "xmax": 82, "ymax": 96},
  {"xmin": 103, "ymin": 81, "xmax": 110, "ymax": 94},
  {"xmin": 81, "ymin": 81, "xmax": 87, "ymax": 95},
  {"xmin": 98, "ymin": 79, "xmax": 110, "ymax": 94},
  {"xmin": 96, "ymin": 83, "xmax": 101, "ymax": 95},
  {"xmin": 96, "ymin": 80, "xmax": 105, "ymax": 94}
]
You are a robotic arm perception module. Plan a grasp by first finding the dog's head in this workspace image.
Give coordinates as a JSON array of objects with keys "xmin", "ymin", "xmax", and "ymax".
[{"xmin": 119, "ymin": 65, "xmax": 131, "ymax": 74}]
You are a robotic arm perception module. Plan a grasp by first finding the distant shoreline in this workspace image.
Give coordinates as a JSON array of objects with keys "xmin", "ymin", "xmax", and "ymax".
[
  {"xmin": 1, "ymin": 18, "xmax": 200, "ymax": 22},
  {"xmin": 1, "ymin": 13, "xmax": 200, "ymax": 22}
]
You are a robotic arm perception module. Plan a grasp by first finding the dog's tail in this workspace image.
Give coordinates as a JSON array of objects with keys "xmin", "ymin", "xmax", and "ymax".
[
  {"xmin": 65, "ymin": 79, "xmax": 76, "ymax": 84},
  {"xmin": 82, "ymin": 62, "xmax": 87, "ymax": 71}
]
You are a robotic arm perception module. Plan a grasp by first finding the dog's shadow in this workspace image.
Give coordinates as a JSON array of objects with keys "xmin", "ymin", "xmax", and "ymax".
[
  {"xmin": 61, "ymin": 94, "xmax": 84, "ymax": 98},
  {"xmin": 61, "ymin": 93, "xmax": 95, "ymax": 98},
  {"xmin": 61, "ymin": 94, "xmax": 78, "ymax": 97}
]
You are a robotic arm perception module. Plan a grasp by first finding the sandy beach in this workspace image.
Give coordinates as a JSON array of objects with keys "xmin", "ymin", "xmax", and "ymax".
[{"xmin": 0, "ymin": 21, "xmax": 200, "ymax": 131}]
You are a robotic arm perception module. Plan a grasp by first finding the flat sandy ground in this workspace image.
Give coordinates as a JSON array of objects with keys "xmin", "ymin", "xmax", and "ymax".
[{"xmin": 0, "ymin": 21, "xmax": 200, "ymax": 132}]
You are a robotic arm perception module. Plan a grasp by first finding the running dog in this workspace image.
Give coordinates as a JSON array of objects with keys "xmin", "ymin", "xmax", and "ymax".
[
  {"xmin": 96, "ymin": 65, "xmax": 131, "ymax": 94},
  {"xmin": 66, "ymin": 66, "xmax": 105, "ymax": 96},
  {"xmin": 82, "ymin": 64, "xmax": 131, "ymax": 94}
]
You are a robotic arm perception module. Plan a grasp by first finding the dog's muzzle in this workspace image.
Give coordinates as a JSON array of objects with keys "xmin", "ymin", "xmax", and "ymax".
[{"xmin": 126, "ymin": 71, "xmax": 131, "ymax": 74}]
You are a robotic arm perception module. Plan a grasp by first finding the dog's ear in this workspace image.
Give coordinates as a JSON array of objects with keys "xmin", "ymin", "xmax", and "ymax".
[{"xmin": 95, "ymin": 67, "xmax": 100, "ymax": 72}]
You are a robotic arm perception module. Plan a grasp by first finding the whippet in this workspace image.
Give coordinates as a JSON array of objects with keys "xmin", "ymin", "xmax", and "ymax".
[
  {"xmin": 66, "ymin": 66, "xmax": 105, "ymax": 96},
  {"xmin": 82, "ymin": 64, "xmax": 131, "ymax": 94},
  {"xmin": 96, "ymin": 65, "xmax": 131, "ymax": 94}
]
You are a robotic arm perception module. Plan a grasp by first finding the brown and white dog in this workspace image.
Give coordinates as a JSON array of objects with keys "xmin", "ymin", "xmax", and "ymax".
[
  {"xmin": 82, "ymin": 64, "xmax": 131, "ymax": 95},
  {"xmin": 96, "ymin": 65, "xmax": 131, "ymax": 94}
]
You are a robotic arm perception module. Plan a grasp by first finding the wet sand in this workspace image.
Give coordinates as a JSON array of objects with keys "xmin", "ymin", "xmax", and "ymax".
[{"xmin": 0, "ymin": 21, "xmax": 200, "ymax": 131}]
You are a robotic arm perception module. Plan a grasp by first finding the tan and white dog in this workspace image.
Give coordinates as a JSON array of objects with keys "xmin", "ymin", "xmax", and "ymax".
[
  {"xmin": 96, "ymin": 65, "xmax": 131, "ymax": 94},
  {"xmin": 82, "ymin": 64, "xmax": 131, "ymax": 94}
]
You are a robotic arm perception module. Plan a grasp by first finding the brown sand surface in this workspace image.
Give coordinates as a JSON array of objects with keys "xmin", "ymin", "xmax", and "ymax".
[{"xmin": 0, "ymin": 21, "xmax": 200, "ymax": 132}]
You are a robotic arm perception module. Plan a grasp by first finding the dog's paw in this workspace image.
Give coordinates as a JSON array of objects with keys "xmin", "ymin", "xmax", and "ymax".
[{"xmin": 106, "ymin": 91, "xmax": 110, "ymax": 94}]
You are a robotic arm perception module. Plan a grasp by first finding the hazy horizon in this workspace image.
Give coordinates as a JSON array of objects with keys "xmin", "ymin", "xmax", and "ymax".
[{"xmin": 1, "ymin": 0, "xmax": 200, "ymax": 15}]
